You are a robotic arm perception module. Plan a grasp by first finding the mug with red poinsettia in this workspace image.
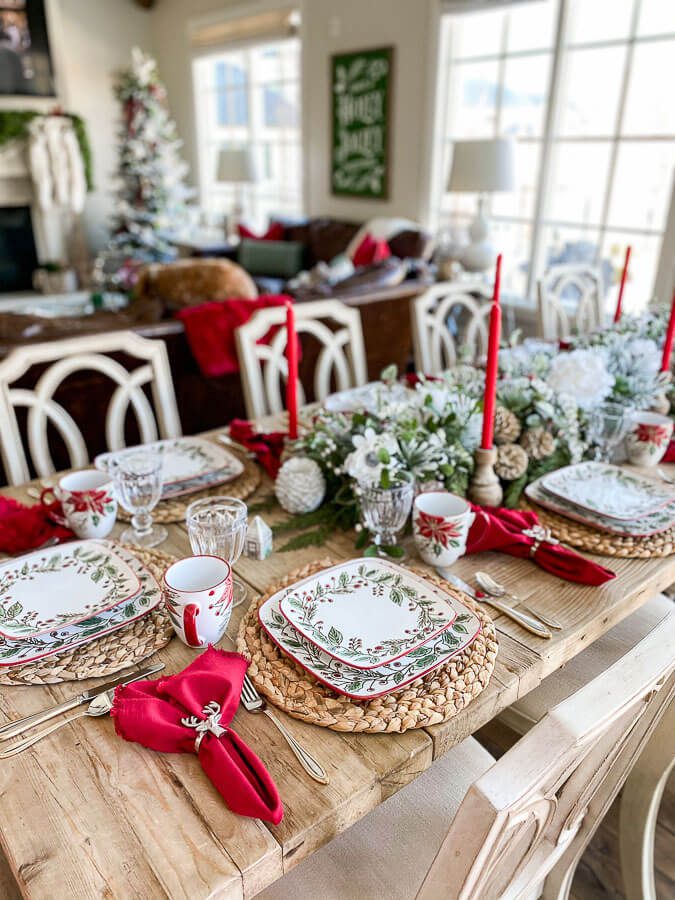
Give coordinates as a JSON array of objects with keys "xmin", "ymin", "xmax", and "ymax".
[
  {"xmin": 41, "ymin": 469, "xmax": 117, "ymax": 539},
  {"xmin": 625, "ymin": 411, "xmax": 673, "ymax": 467},
  {"xmin": 413, "ymin": 491, "xmax": 475, "ymax": 567}
]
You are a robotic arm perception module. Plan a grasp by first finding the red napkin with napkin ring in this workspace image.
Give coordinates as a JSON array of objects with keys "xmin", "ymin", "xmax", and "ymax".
[
  {"xmin": 466, "ymin": 504, "xmax": 615, "ymax": 586},
  {"xmin": 0, "ymin": 495, "xmax": 73, "ymax": 555},
  {"xmin": 229, "ymin": 419, "xmax": 286, "ymax": 478},
  {"xmin": 112, "ymin": 646, "xmax": 283, "ymax": 825}
]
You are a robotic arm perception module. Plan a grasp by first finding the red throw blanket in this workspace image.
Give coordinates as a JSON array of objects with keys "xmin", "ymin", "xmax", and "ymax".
[{"xmin": 176, "ymin": 295, "xmax": 294, "ymax": 378}]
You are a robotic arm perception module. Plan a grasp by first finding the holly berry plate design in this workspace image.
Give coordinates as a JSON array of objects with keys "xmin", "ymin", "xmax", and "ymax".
[
  {"xmin": 259, "ymin": 588, "xmax": 481, "ymax": 700},
  {"xmin": 541, "ymin": 462, "xmax": 675, "ymax": 521},
  {"xmin": 277, "ymin": 558, "xmax": 458, "ymax": 670},
  {"xmin": 0, "ymin": 543, "xmax": 162, "ymax": 666},
  {"xmin": 0, "ymin": 540, "xmax": 143, "ymax": 640},
  {"xmin": 96, "ymin": 437, "xmax": 244, "ymax": 498}
]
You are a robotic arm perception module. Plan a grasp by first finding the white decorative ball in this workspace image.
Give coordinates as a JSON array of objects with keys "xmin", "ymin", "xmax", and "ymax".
[{"xmin": 274, "ymin": 457, "xmax": 326, "ymax": 514}]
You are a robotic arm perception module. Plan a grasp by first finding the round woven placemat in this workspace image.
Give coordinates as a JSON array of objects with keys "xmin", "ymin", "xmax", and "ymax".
[
  {"xmin": 236, "ymin": 559, "xmax": 498, "ymax": 733},
  {"xmin": 524, "ymin": 501, "xmax": 675, "ymax": 558},
  {"xmin": 0, "ymin": 546, "xmax": 175, "ymax": 685},
  {"xmin": 118, "ymin": 453, "xmax": 261, "ymax": 525}
]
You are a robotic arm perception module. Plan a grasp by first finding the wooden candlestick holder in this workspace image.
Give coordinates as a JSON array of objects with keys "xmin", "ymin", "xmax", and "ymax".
[{"xmin": 468, "ymin": 447, "xmax": 503, "ymax": 507}]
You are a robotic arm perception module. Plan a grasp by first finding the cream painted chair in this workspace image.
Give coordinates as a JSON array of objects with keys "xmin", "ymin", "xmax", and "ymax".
[
  {"xmin": 260, "ymin": 611, "xmax": 675, "ymax": 900},
  {"xmin": 537, "ymin": 264, "xmax": 604, "ymax": 340},
  {"xmin": 0, "ymin": 331, "xmax": 182, "ymax": 485},
  {"xmin": 234, "ymin": 299, "xmax": 367, "ymax": 420},
  {"xmin": 411, "ymin": 281, "xmax": 493, "ymax": 374},
  {"xmin": 499, "ymin": 592, "xmax": 674, "ymax": 900}
]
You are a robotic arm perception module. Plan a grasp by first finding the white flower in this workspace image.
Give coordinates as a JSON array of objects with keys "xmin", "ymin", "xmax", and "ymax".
[
  {"xmin": 344, "ymin": 428, "xmax": 400, "ymax": 486},
  {"xmin": 546, "ymin": 349, "xmax": 615, "ymax": 411}
]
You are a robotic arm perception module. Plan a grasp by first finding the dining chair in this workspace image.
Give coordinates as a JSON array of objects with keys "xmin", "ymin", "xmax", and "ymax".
[
  {"xmin": 234, "ymin": 299, "xmax": 368, "ymax": 420},
  {"xmin": 0, "ymin": 331, "xmax": 182, "ymax": 485},
  {"xmin": 410, "ymin": 281, "xmax": 493, "ymax": 374},
  {"xmin": 259, "ymin": 610, "xmax": 675, "ymax": 900},
  {"xmin": 537, "ymin": 263, "xmax": 604, "ymax": 340},
  {"xmin": 498, "ymin": 591, "xmax": 674, "ymax": 900}
]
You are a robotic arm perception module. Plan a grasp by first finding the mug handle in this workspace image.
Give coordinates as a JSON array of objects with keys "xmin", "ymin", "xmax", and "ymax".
[
  {"xmin": 39, "ymin": 487, "xmax": 68, "ymax": 527},
  {"xmin": 183, "ymin": 604, "xmax": 202, "ymax": 648}
]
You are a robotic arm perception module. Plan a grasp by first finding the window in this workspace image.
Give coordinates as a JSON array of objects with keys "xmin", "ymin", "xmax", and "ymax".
[
  {"xmin": 193, "ymin": 37, "xmax": 302, "ymax": 230},
  {"xmin": 434, "ymin": 0, "xmax": 675, "ymax": 312}
]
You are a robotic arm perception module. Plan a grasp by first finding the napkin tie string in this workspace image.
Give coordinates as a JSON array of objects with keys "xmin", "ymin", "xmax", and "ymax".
[{"xmin": 181, "ymin": 700, "xmax": 228, "ymax": 752}]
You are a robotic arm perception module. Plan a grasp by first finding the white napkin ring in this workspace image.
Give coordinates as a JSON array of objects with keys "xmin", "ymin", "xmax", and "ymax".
[{"xmin": 522, "ymin": 525, "xmax": 559, "ymax": 558}]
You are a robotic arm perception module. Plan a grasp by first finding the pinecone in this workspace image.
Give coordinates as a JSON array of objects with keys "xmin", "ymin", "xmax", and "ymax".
[
  {"xmin": 495, "ymin": 443, "xmax": 528, "ymax": 481},
  {"xmin": 493, "ymin": 405, "xmax": 521, "ymax": 445},
  {"xmin": 520, "ymin": 427, "xmax": 557, "ymax": 460}
]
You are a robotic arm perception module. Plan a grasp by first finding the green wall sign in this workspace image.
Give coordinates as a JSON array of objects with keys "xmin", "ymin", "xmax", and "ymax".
[{"xmin": 331, "ymin": 46, "xmax": 393, "ymax": 200}]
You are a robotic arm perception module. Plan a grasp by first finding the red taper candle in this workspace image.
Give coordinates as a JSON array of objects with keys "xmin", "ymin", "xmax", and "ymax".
[
  {"xmin": 661, "ymin": 290, "xmax": 675, "ymax": 373},
  {"xmin": 613, "ymin": 245, "xmax": 631, "ymax": 323},
  {"xmin": 481, "ymin": 253, "xmax": 502, "ymax": 450},
  {"xmin": 285, "ymin": 299, "xmax": 299, "ymax": 439}
]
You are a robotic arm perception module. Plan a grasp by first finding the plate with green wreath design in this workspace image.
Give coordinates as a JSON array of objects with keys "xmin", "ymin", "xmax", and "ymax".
[
  {"xmin": 277, "ymin": 558, "xmax": 458, "ymax": 670},
  {"xmin": 0, "ymin": 540, "xmax": 142, "ymax": 640}
]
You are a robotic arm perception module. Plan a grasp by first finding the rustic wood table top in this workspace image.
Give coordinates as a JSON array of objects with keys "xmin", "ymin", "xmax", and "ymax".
[{"xmin": 0, "ymin": 435, "xmax": 674, "ymax": 899}]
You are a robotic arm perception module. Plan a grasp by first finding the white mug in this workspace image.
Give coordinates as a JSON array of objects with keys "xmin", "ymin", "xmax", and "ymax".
[
  {"xmin": 41, "ymin": 469, "xmax": 117, "ymax": 538},
  {"xmin": 162, "ymin": 555, "xmax": 233, "ymax": 648},
  {"xmin": 413, "ymin": 491, "xmax": 475, "ymax": 567},
  {"xmin": 625, "ymin": 411, "xmax": 673, "ymax": 467}
]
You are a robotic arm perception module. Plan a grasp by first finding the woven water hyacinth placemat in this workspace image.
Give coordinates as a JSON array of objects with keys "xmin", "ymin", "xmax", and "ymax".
[
  {"xmin": 524, "ymin": 501, "xmax": 675, "ymax": 558},
  {"xmin": 236, "ymin": 559, "xmax": 498, "ymax": 734},
  {"xmin": 117, "ymin": 453, "xmax": 261, "ymax": 525},
  {"xmin": 0, "ymin": 546, "xmax": 175, "ymax": 685}
]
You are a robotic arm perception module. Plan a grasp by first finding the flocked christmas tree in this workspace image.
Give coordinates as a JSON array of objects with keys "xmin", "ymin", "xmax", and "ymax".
[{"xmin": 95, "ymin": 48, "xmax": 193, "ymax": 286}]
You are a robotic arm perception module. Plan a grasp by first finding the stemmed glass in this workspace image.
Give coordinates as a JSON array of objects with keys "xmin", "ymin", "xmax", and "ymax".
[
  {"xmin": 186, "ymin": 497, "xmax": 249, "ymax": 606},
  {"xmin": 359, "ymin": 482, "xmax": 414, "ymax": 556},
  {"xmin": 111, "ymin": 449, "xmax": 167, "ymax": 548},
  {"xmin": 588, "ymin": 402, "xmax": 631, "ymax": 462}
]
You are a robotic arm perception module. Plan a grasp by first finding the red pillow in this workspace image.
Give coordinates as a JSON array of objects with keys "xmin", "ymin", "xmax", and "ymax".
[
  {"xmin": 352, "ymin": 232, "xmax": 392, "ymax": 267},
  {"xmin": 238, "ymin": 222, "xmax": 285, "ymax": 241}
]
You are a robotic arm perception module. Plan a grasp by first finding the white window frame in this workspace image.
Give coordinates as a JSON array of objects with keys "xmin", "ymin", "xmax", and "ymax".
[{"xmin": 433, "ymin": 0, "xmax": 675, "ymax": 305}]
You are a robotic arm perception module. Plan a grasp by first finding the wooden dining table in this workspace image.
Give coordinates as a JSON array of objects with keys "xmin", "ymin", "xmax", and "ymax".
[{"xmin": 0, "ymin": 430, "xmax": 674, "ymax": 899}]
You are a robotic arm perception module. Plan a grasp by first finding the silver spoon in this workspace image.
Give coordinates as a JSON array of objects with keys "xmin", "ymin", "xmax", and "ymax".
[
  {"xmin": 0, "ymin": 690, "xmax": 115, "ymax": 758},
  {"xmin": 475, "ymin": 571, "xmax": 563, "ymax": 630}
]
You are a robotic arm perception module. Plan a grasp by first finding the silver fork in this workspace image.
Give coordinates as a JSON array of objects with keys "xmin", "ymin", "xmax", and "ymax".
[{"xmin": 240, "ymin": 674, "xmax": 329, "ymax": 784}]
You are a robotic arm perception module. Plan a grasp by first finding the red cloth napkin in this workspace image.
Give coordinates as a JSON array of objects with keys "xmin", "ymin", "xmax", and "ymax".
[
  {"xmin": 466, "ymin": 504, "xmax": 615, "ymax": 586},
  {"xmin": 662, "ymin": 439, "xmax": 675, "ymax": 462},
  {"xmin": 176, "ymin": 295, "xmax": 294, "ymax": 378},
  {"xmin": 0, "ymin": 496, "xmax": 73, "ymax": 554},
  {"xmin": 112, "ymin": 646, "xmax": 283, "ymax": 825},
  {"xmin": 229, "ymin": 419, "xmax": 286, "ymax": 478}
]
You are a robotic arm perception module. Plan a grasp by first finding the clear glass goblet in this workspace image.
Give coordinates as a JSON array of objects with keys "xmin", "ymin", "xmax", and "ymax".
[
  {"xmin": 588, "ymin": 402, "xmax": 631, "ymax": 462},
  {"xmin": 111, "ymin": 450, "xmax": 167, "ymax": 548},
  {"xmin": 359, "ymin": 482, "xmax": 414, "ymax": 556},
  {"xmin": 186, "ymin": 497, "xmax": 248, "ymax": 606}
]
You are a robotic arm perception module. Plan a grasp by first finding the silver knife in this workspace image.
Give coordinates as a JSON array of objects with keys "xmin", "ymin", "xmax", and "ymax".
[
  {"xmin": 436, "ymin": 568, "xmax": 552, "ymax": 640},
  {"xmin": 0, "ymin": 662, "xmax": 165, "ymax": 741}
]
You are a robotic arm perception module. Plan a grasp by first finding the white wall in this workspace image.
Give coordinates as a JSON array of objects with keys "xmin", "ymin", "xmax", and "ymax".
[
  {"xmin": 150, "ymin": 0, "xmax": 442, "ymax": 225},
  {"xmin": 43, "ymin": 0, "xmax": 155, "ymax": 252}
]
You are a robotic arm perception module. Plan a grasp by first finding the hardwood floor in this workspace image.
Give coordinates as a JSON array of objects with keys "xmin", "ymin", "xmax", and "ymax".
[{"xmin": 477, "ymin": 724, "xmax": 675, "ymax": 900}]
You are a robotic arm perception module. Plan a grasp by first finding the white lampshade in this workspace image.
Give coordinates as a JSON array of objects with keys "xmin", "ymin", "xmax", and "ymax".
[
  {"xmin": 447, "ymin": 138, "xmax": 515, "ymax": 193},
  {"xmin": 216, "ymin": 147, "xmax": 259, "ymax": 184}
]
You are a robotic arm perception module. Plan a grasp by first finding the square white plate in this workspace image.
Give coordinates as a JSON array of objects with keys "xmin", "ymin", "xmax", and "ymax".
[
  {"xmin": 541, "ymin": 462, "xmax": 675, "ymax": 521},
  {"xmin": 0, "ymin": 544, "xmax": 162, "ymax": 666},
  {"xmin": 96, "ymin": 437, "xmax": 244, "ymax": 498},
  {"xmin": 277, "ymin": 558, "xmax": 457, "ymax": 670},
  {"xmin": 260, "ymin": 589, "xmax": 480, "ymax": 700},
  {"xmin": 0, "ymin": 540, "xmax": 141, "ymax": 640}
]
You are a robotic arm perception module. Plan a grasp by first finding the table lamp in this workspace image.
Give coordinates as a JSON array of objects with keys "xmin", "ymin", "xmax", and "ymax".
[
  {"xmin": 216, "ymin": 147, "xmax": 259, "ymax": 240},
  {"xmin": 447, "ymin": 138, "xmax": 515, "ymax": 273}
]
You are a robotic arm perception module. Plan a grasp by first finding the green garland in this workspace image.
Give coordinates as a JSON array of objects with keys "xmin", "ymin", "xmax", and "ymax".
[{"xmin": 0, "ymin": 110, "xmax": 94, "ymax": 191}]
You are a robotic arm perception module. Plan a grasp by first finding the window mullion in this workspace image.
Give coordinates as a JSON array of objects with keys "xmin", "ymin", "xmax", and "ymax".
[
  {"xmin": 527, "ymin": 0, "xmax": 569, "ymax": 299},
  {"xmin": 595, "ymin": 0, "xmax": 642, "ymax": 266}
]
